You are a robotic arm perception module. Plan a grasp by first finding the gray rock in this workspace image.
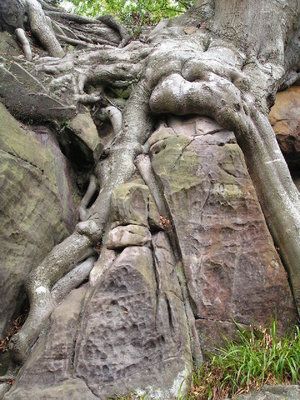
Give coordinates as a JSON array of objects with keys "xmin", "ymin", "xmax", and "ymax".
[
  {"xmin": 0, "ymin": 103, "xmax": 78, "ymax": 337},
  {"xmin": 106, "ymin": 224, "xmax": 152, "ymax": 249},
  {"xmin": 75, "ymin": 244, "xmax": 192, "ymax": 399},
  {"xmin": 4, "ymin": 379, "xmax": 98, "ymax": 400},
  {"xmin": 237, "ymin": 385, "xmax": 300, "ymax": 400},
  {"xmin": 111, "ymin": 181, "xmax": 161, "ymax": 228}
]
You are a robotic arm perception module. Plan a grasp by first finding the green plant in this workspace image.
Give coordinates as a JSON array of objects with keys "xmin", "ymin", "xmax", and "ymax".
[
  {"xmin": 66, "ymin": 0, "xmax": 195, "ymax": 31},
  {"xmin": 187, "ymin": 321, "xmax": 300, "ymax": 400}
]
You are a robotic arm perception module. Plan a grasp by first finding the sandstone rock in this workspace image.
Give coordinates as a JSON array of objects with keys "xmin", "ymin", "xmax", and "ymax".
[
  {"xmin": 111, "ymin": 181, "xmax": 161, "ymax": 228},
  {"xmin": 4, "ymin": 379, "xmax": 98, "ymax": 400},
  {"xmin": 150, "ymin": 116, "xmax": 297, "ymax": 352},
  {"xmin": 269, "ymin": 86, "xmax": 300, "ymax": 168},
  {"xmin": 4, "ymin": 288, "xmax": 90, "ymax": 400},
  {"xmin": 68, "ymin": 113, "xmax": 103, "ymax": 161},
  {"xmin": 0, "ymin": 32, "xmax": 22, "ymax": 58},
  {"xmin": 236, "ymin": 385, "xmax": 300, "ymax": 400},
  {"xmin": 75, "ymin": 245, "xmax": 192, "ymax": 399},
  {"xmin": 4, "ymin": 229, "xmax": 192, "ymax": 399},
  {"xmin": 0, "ymin": 103, "xmax": 78, "ymax": 337},
  {"xmin": 106, "ymin": 224, "xmax": 152, "ymax": 249},
  {"xmin": 0, "ymin": 62, "xmax": 75, "ymax": 120}
]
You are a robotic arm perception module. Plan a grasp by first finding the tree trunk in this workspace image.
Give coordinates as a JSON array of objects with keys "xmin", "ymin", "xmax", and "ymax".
[{"xmin": 0, "ymin": 0, "xmax": 300, "ymax": 398}]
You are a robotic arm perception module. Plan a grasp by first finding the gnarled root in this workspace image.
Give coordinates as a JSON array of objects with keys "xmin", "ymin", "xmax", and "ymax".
[
  {"xmin": 97, "ymin": 15, "xmax": 131, "ymax": 47},
  {"xmin": 238, "ymin": 109, "xmax": 300, "ymax": 315},
  {"xmin": 10, "ymin": 225, "xmax": 99, "ymax": 363},
  {"xmin": 26, "ymin": 0, "xmax": 64, "ymax": 57},
  {"xmin": 52, "ymin": 255, "xmax": 96, "ymax": 304},
  {"xmin": 79, "ymin": 175, "xmax": 98, "ymax": 221},
  {"xmin": 9, "ymin": 83, "xmax": 151, "ymax": 364},
  {"xmin": 15, "ymin": 28, "xmax": 32, "ymax": 61},
  {"xmin": 135, "ymin": 154, "xmax": 168, "ymax": 217}
]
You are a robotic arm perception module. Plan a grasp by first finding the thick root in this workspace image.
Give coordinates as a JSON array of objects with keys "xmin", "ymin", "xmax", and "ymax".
[
  {"xmin": 52, "ymin": 256, "xmax": 96, "ymax": 304},
  {"xmin": 15, "ymin": 28, "xmax": 32, "ymax": 61},
  {"xmin": 79, "ymin": 175, "xmax": 98, "ymax": 221},
  {"xmin": 26, "ymin": 0, "xmax": 64, "ymax": 57},
  {"xmin": 10, "ymin": 227, "xmax": 98, "ymax": 363}
]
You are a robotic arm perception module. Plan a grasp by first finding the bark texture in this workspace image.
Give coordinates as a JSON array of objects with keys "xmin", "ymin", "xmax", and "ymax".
[{"xmin": 0, "ymin": 0, "xmax": 300, "ymax": 399}]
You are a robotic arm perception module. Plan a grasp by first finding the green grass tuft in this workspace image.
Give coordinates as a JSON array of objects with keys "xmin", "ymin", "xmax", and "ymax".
[{"xmin": 187, "ymin": 321, "xmax": 300, "ymax": 400}]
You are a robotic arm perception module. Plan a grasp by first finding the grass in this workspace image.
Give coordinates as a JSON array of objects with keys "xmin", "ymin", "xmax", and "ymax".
[{"xmin": 187, "ymin": 321, "xmax": 300, "ymax": 400}]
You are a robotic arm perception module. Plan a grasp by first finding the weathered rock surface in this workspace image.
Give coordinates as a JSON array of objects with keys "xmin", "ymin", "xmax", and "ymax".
[
  {"xmin": 236, "ymin": 385, "xmax": 300, "ymax": 400},
  {"xmin": 150, "ymin": 116, "xmax": 297, "ymax": 351},
  {"xmin": 0, "ymin": 103, "xmax": 78, "ymax": 337},
  {"xmin": 270, "ymin": 86, "xmax": 300, "ymax": 169},
  {"xmin": 5, "ymin": 236, "xmax": 192, "ymax": 399},
  {"xmin": 111, "ymin": 181, "xmax": 161, "ymax": 228},
  {"xmin": 4, "ymin": 379, "xmax": 98, "ymax": 400},
  {"xmin": 67, "ymin": 113, "xmax": 103, "ymax": 162},
  {"xmin": 75, "ymin": 244, "xmax": 192, "ymax": 399},
  {"xmin": 106, "ymin": 224, "xmax": 152, "ymax": 249},
  {"xmin": 2, "ymin": 111, "xmax": 299, "ymax": 399}
]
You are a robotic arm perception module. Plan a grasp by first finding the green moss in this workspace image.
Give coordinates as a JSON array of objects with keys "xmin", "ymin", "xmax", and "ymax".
[{"xmin": 151, "ymin": 136, "xmax": 202, "ymax": 194}]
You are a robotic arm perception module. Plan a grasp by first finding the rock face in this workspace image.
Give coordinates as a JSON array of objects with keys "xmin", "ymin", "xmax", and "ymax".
[
  {"xmin": 0, "ymin": 103, "xmax": 78, "ymax": 337},
  {"xmin": 1, "ymin": 113, "xmax": 298, "ymax": 399},
  {"xmin": 150, "ymin": 116, "xmax": 297, "ymax": 351},
  {"xmin": 269, "ymin": 86, "xmax": 300, "ymax": 173},
  {"xmin": 237, "ymin": 385, "xmax": 300, "ymax": 400},
  {"xmin": 4, "ymin": 185, "xmax": 192, "ymax": 400}
]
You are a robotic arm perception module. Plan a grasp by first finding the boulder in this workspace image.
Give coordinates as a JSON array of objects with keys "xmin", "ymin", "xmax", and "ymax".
[
  {"xmin": 269, "ymin": 86, "xmax": 300, "ymax": 170},
  {"xmin": 6, "ymin": 242, "xmax": 192, "ymax": 399},
  {"xmin": 150, "ymin": 116, "xmax": 297, "ymax": 352},
  {"xmin": 237, "ymin": 385, "xmax": 300, "ymax": 400},
  {"xmin": 0, "ymin": 103, "xmax": 78, "ymax": 338}
]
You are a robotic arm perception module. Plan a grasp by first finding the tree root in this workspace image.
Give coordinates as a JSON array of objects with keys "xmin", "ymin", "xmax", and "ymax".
[
  {"xmin": 15, "ymin": 28, "xmax": 32, "ymax": 61},
  {"xmin": 79, "ymin": 175, "xmax": 98, "ymax": 221},
  {"xmin": 8, "ymin": 8, "xmax": 300, "ymax": 366},
  {"xmin": 135, "ymin": 154, "xmax": 168, "ymax": 217},
  {"xmin": 27, "ymin": 0, "xmax": 64, "ymax": 57},
  {"xmin": 9, "ymin": 227, "xmax": 98, "ymax": 363},
  {"xmin": 9, "ymin": 83, "xmax": 151, "ymax": 363},
  {"xmin": 52, "ymin": 256, "xmax": 96, "ymax": 304}
]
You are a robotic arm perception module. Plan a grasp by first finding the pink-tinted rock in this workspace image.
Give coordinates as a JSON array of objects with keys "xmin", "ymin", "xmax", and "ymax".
[
  {"xmin": 150, "ymin": 116, "xmax": 297, "ymax": 351},
  {"xmin": 269, "ymin": 86, "xmax": 300, "ymax": 165}
]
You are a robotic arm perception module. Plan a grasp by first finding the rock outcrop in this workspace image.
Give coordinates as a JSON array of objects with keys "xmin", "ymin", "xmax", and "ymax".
[
  {"xmin": 3, "ymin": 115, "xmax": 297, "ymax": 400},
  {"xmin": 237, "ymin": 385, "xmax": 300, "ymax": 400},
  {"xmin": 150, "ymin": 116, "xmax": 297, "ymax": 351},
  {"xmin": 270, "ymin": 86, "xmax": 300, "ymax": 175},
  {"xmin": 0, "ymin": 103, "xmax": 78, "ymax": 340}
]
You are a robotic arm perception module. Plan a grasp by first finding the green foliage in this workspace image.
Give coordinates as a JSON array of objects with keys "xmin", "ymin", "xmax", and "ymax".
[
  {"xmin": 187, "ymin": 321, "xmax": 300, "ymax": 400},
  {"xmin": 66, "ymin": 0, "xmax": 194, "ymax": 29}
]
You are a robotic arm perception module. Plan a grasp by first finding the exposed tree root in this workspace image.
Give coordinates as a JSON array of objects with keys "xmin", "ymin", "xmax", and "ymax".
[
  {"xmin": 79, "ymin": 175, "xmax": 98, "ymax": 221},
  {"xmin": 10, "ymin": 82, "xmax": 151, "ymax": 362},
  {"xmin": 52, "ymin": 256, "xmax": 96, "ymax": 304},
  {"xmin": 27, "ymin": 0, "xmax": 64, "ymax": 57},
  {"xmin": 10, "ymin": 230, "xmax": 96, "ymax": 363},
  {"xmin": 15, "ymin": 28, "xmax": 32, "ymax": 61}
]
